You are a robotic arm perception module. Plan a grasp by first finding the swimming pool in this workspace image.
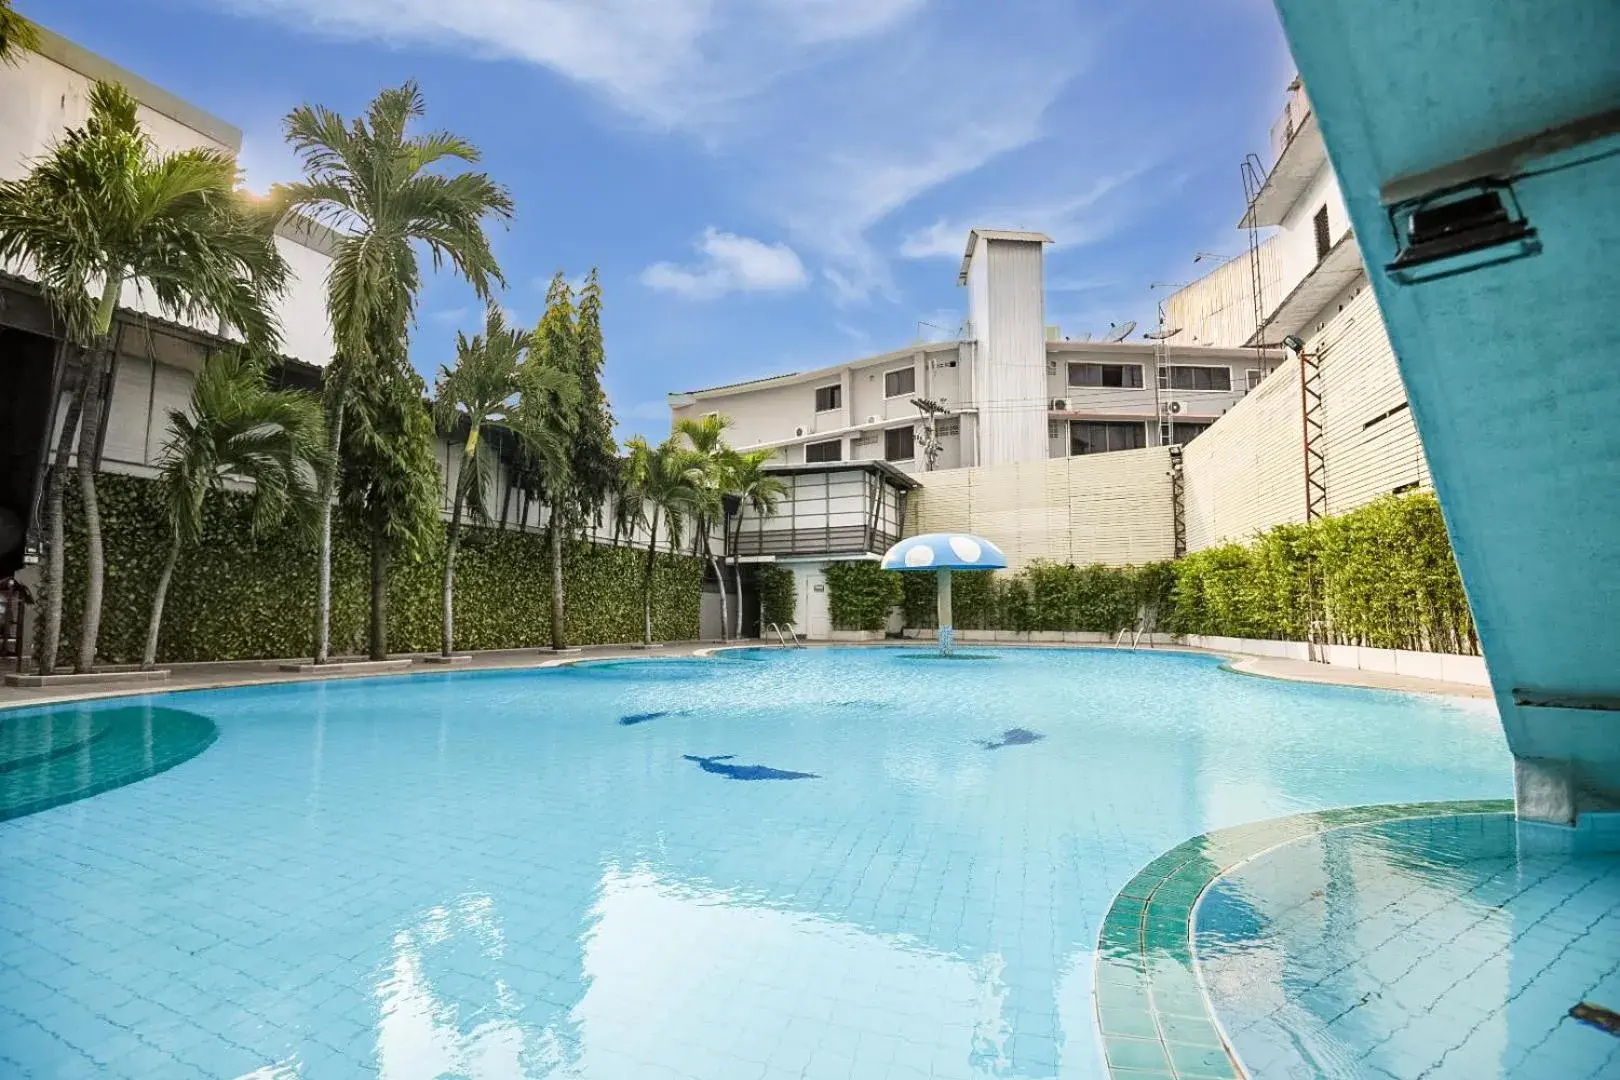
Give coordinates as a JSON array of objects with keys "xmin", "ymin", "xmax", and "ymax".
[{"xmin": 0, "ymin": 647, "xmax": 1511, "ymax": 1078}]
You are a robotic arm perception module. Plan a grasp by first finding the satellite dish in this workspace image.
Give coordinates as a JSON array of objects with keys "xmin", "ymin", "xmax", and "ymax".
[
  {"xmin": 1143, "ymin": 327, "xmax": 1182, "ymax": 341},
  {"xmin": 1104, "ymin": 320, "xmax": 1137, "ymax": 343}
]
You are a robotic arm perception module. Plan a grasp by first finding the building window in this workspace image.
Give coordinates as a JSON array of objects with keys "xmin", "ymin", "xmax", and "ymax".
[
  {"xmin": 1070, "ymin": 420, "xmax": 1146, "ymax": 456},
  {"xmin": 1313, "ymin": 204, "xmax": 1331, "ymax": 262},
  {"xmin": 1067, "ymin": 362, "xmax": 1143, "ymax": 389},
  {"xmin": 1048, "ymin": 419, "xmax": 1062, "ymax": 441},
  {"xmin": 1169, "ymin": 421, "xmax": 1213, "ymax": 446},
  {"xmin": 1245, "ymin": 369, "xmax": 1262, "ymax": 391},
  {"xmin": 884, "ymin": 425, "xmax": 915, "ymax": 461},
  {"xmin": 1167, "ymin": 365, "xmax": 1233, "ymax": 392},
  {"xmin": 804, "ymin": 439, "xmax": 842, "ymax": 463},
  {"xmin": 934, "ymin": 416, "xmax": 960, "ymax": 438},
  {"xmin": 883, "ymin": 367, "xmax": 916, "ymax": 399},
  {"xmin": 814, "ymin": 384, "xmax": 841, "ymax": 412}
]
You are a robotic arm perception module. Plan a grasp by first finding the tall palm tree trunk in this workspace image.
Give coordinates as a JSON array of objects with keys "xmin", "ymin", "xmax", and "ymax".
[
  {"xmin": 441, "ymin": 486, "xmax": 465, "ymax": 657},
  {"xmin": 642, "ymin": 507, "xmax": 660, "ymax": 646},
  {"xmin": 707, "ymin": 536, "xmax": 729, "ymax": 643},
  {"xmin": 73, "ymin": 337, "xmax": 113, "ymax": 673},
  {"xmin": 732, "ymin": 515, "xmax": 746, "ymax": 639},
  {"xmin": 369, "ymin": 511, "xmax": 388, "ymax": 661},
  {"xmin": 549, "ymin": 508, "xmax": 566, "ymax": 650},
  {"xmin": 314, "ymin": 364, "xmax": 350, "ymax": 664},
  {"xmin": 38, "ymin": 383, "xmax": 83, "ymax": 674},
  {"xmin": 141, "ymin": 532, "xmax": 182, "ymax": 670}
]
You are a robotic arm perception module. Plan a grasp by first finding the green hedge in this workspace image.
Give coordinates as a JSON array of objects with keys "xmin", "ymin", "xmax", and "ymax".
[
  {"xmin": 900, "ymin": 563, "xmax": 1172, "ymax": 632},
  {"xmin": 54, "ymin": 471, "xmax": 701, "ymax": 663},
  {"xmin": 879, "ymin": 491, "xmax": 1476, "ymax": 654},
  {"xmin": 822, "ymin": 560, "xmax": 901, "ymax": 631},
  {"xmin": 756, "ymin": 564, "xmax": 796, "ymax": 627},
  {"xmin": 1171, "ymin": 491, "xmax": 1475, "ymax": 653}
]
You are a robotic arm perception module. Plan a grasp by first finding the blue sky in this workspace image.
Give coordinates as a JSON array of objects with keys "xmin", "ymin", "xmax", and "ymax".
[{"xmin": 30, "ymin": 0, "xmax": 1293, "ymax": 439}]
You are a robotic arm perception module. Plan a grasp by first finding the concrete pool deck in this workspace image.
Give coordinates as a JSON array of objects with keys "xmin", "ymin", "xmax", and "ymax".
[{"xmin": 0, "ymin": 639, "xmax": 1494, "ymax": 711}]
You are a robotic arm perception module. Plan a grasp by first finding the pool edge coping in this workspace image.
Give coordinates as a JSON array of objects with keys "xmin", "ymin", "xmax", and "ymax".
[
  {"xmin": 1093, "ymin": 798, "xmax": 1517, "ymax": 1080},
  {"xmin": 0, "ymin": 641, "xmax": 1489, "ymax": 716}
]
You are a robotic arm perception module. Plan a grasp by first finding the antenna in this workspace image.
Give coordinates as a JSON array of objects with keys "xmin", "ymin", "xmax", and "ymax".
[
  {"xmin": 910, "ymin": 396, "xmax": 948, "ymax": 472},
  {"xmin": 1103, "ymin": 320, "xmax": 1137, "ymax": 343}
]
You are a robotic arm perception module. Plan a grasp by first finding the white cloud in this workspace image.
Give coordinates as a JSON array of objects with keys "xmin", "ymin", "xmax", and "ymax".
[
  {"xmin": 214, "ymin": 0, "xmax": 1091, "ymax": 306},
  {"xmin": 897, "ymin": 165, "xmax": 1155, "ymax": 262},
  {"xmin": 641, "ymin": 228, "xmax": 807, "ymax": 300},
  {"xmin": 897, "ymin": 221, "xmax": 963, "ymax": 260}
]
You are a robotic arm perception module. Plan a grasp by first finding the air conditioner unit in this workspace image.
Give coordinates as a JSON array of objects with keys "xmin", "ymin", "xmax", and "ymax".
[
  {"xmin": 866, "ymin": 414, "xmax": 878, "ymax": 424},
  {"xmin": 1050, "ymin": 398, "xmax": 1069, "ymax": 411},
  {"xmin": 1168, "ymin": 401, "xmax": 1184, "ymax": 415},
  {"xmin": 794, "ymin": 426, "xmax": 805, "ymax": 437}
]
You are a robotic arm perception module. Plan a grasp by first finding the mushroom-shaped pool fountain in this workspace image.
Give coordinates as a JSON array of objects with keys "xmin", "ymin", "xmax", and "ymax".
[{"xmin": 880, "ymin": 533, "xmax": 1008, "ymax": 655}]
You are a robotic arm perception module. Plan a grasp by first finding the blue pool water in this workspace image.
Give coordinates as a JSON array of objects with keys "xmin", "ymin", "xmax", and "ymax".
[
  {"xmin": 0, "ymin": 648, "xmax": 1512, "ymax": 1079},
  {"xmin": 1196, "ymin": 814, "xmax": 1620, "ymax": 1079}
]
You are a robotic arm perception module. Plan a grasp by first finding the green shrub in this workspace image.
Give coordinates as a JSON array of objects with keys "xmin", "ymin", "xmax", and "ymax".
[
  {"xmin": 756, "ymin": 564, "xmax": 796, "ymax": 627},
  {"xmin": 822, "ymin": 560, "xmax": 902, "ymax": 631},
  {"xmin": 54, "ymin": 471, "xmax": 701, "ymax": 662},
  {"xmin": 881, "ymin": 493, "xmax": 1472, "ymax": 652},
  {"xmin": 1167, "ymin": 491, "xmax": 1473, "ymax": 652}
]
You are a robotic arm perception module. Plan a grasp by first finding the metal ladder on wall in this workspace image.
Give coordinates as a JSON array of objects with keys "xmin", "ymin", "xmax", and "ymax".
[{"xmin": 767, "ymin": 622, "xmax": 803, "ymax": 648}]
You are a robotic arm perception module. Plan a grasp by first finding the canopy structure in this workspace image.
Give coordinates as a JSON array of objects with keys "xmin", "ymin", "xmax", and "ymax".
[{"xmin": 881, "ymin": 533, "xmax": 1007, "ymax": 652}]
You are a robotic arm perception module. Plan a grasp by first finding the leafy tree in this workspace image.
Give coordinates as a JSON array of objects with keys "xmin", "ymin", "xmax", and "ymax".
[
  {"xmin": 339, "ymin": 359, "xmax": 440, "ymax": 661},
  {"xmin": 567, "ymin": 268, "xmax": 619, "ymax": 526},
  {"xmin": 142, "ymin": 351, "xmax": 327, "ymax": 669},
  {"xmin": 271, "ymin": 81, "xmax": 512, "ymax": 663},
  {"xmin": 623, "ymin": 436, "xmax": 701, "ymax": 645},
  {"xmin": 432, "ymin": 306, "xmax": 528, "ymax": 657},
  {"xmin": 0, "ymin": 81, "xmax": 287, "ymax": 673},
  {"xmin": 512, "ymin": 296, "xmax": 583, "ymax": 650}
]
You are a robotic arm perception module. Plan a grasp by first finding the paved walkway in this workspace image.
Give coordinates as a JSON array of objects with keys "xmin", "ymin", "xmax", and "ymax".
[{"xmin": 0, "ymin": 640, "xmax": 1493, "ymax": 711}]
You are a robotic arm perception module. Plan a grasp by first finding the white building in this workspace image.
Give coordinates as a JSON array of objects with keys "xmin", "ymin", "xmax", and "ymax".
[
  {"xmin": 0, "ymin": 26, "xmax": 337, "ymax": 575},
  {"xmin": 668, "ymin": 229, "xmax": 1284, "ymax": 476},
  {"xmin": 1166, "ymin": 75, "xmax": 1432, "ymax": 545}
]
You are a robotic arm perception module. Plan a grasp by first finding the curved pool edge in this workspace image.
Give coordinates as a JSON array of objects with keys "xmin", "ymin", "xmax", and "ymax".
[
  {"xmin": 0, "ymin": 705, "xmax": 220, "ymax": 823},
  {"xmin": 3, "ymin": 641, "xmax": 1489, "ymax": 719},
  {"xmin": 1092, "ymin": 798, "xmax": 1516, "ymax": 1079}
]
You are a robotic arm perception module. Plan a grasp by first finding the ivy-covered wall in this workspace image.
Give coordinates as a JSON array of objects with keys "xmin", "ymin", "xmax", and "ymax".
[{"xmin": 55, "ymin": 472, "xmax": 702, "ymax": 663}]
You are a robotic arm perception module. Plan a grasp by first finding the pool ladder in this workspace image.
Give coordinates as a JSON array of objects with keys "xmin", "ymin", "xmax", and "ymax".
[
  {"xmin": 767, "ymin": 622, "xmax": 803, "ymax": 648},
  {"xmin": 1114, "ymin": 627, "xmax": 1145, "ymax": 650}
]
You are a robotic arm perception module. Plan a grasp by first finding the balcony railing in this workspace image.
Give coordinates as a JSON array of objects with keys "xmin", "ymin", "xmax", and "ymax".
[{"xmin": 1267, "ymin": 82, "xmax": 1312, "ymax": 167}]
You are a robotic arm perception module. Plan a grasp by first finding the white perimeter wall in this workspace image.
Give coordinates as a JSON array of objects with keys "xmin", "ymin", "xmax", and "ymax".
[
  {"xmin": 1183, "ymin": 272, "xmax": 1432, "ymax": 550},
  {"xmin": 907, "ymin": 446, "xmax": 1176, "ymax": 571}
]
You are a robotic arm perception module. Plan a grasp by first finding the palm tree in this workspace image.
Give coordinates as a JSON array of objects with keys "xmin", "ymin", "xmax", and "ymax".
[
  {"xmin": 510, "ymin": 351, "xmax": 581, "ymax": 651},
  {"xmin": 142, "ymin": 351, "xmax": 327, "ymax": 669},
  {"xmin": 271, "ymin": 81, "xmax": 512, "ymax": 664},
  {"xmin": 675, "ymin": 414, "xmax": 737, "ymax": 641},
  {"xmin": 623, "ymin": 436, "xmax": 701, "ymax": 646},
  {"xmin": 0, "ymin": 81, "xmax": 288, "ymax": 674},
  {"xmin": 725, "ymin": 449, "xmax": 786, "ymax": 637},
  {"xmin": 432, "ymin": 306, "xmax": 529, "ymax": 657},
  {"xmin": 0, "ymin": 0, "xmax": 39, "ymax": 64}
]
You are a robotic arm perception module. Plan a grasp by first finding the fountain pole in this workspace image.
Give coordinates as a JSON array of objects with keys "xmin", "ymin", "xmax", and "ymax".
[{"xmin": 937, "ymin": 568, "xmax": 954, "ymax": 655}]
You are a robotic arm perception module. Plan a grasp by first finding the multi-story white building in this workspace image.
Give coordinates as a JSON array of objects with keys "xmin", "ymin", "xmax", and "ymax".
[{"xmin": 668, "ymin": 229, "xmax": 1284, "ymax": 475}]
